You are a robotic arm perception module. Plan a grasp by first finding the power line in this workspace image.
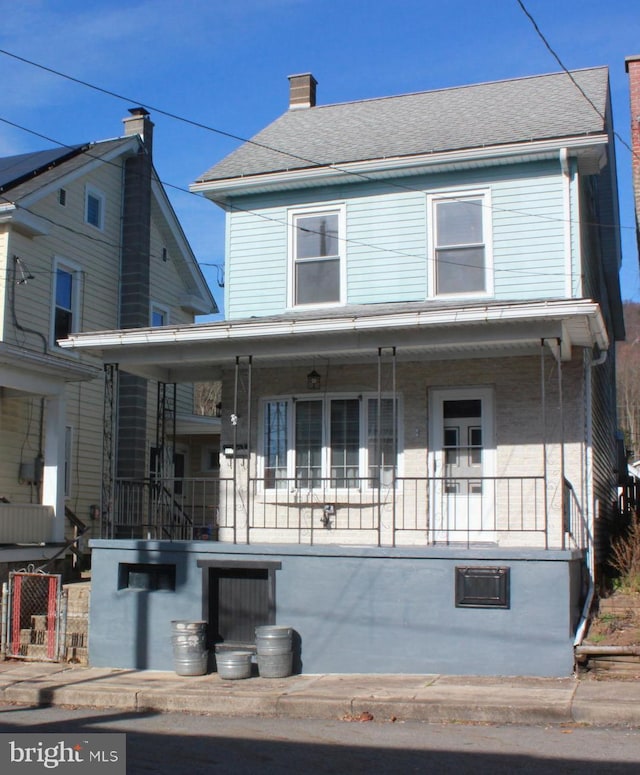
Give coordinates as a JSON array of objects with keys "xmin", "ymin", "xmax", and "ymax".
[
  {"xmin": 516, "ymin": 0, "xmax": 639, "ymax": 163},
  {"xmin": 0, "ymin": 44, "xmax": 632, "ymax": 287},
  {"xmin": 0, "ymin": 116, "xmax": 592, "ymax": 285},
  {"xmin": 0, "ymin": 44, "xmax": 634, "ymax": 231}
]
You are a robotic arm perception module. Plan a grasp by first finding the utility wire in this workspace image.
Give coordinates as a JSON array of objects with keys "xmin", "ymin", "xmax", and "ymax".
[
  {"xmin": 0, "ymin": 43, "xmax": 633, "ymax": 286},
  {"xmin": 516, "ymin": 0, "xmax": 639, "ymax": 163},
  {"xmin": 0, "ymin": 117, "xmax": 583, "ymax": 284},
  {"xmin": 0, "ymin": 110, "xmax": 631, "ymax": 283},
  {"xmin": 0, "ymin": 45, "xmax": 634, "ymax": 231}
]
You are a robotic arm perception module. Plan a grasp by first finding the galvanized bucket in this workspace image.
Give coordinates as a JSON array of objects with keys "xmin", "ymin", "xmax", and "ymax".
[
  {"xmin": 255, "ymin": 625, "xmax": 292, "ymax": 656},
  {"xmin": 171, "ymin": 620, "xmax": 208, "ymax": 676},
  {"xmin": 216, "ymin": 650, "xmax": 253, "ymax": 680},
  {"xmin": 255, "ymin": 625, "xmax": 293, "ymax": 678},
  {"xmin": 257, "ymin": 651, "xmax": 293, "ymax": 679}
]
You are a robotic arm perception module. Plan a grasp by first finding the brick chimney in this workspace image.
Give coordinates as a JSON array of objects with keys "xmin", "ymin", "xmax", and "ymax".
[
  {"xmin": 118, "ymin": 106, "xmax": 155, "ymax": 480},
  {"xmin": 625, "ymin": 55, "xmax": 640, "ymax": 253},
  {"xmin": 123, "ymin": 106, "xmax": 154, "ymax": 156},
  {"xmin": 288, "ymin": 73, "xmax": 317, "ymax": 109}
]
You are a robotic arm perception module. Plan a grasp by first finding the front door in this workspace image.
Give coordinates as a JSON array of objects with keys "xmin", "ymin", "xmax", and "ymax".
[{"xmin": 429, "ymin": 387, "xmax": 495, "ymax": 542}]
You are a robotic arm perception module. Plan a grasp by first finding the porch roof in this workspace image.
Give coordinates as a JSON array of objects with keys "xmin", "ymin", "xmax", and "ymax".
[
  {"xmin": 59, "ymin": 298, "xmax": 608, "ymax": 384},
  {"xmin": 0, "ymin": 342, "xmax": 101, "ymax": 394}
]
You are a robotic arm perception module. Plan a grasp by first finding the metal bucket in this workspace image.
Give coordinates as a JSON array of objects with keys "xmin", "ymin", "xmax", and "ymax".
[
  {"xmin": 216, "ymin": 650, "xmax": 253, "ymax": 680},
  {"xmin": 257, "ymin": 651, "xmax": 293, "ymax": 679},
  {"xmin": 171, "ymin": 620, "xmax": 208, "ymax": 676},
  {"xmin": 255, "ymin": 625, "xmax": 292, "ymax": 656}
]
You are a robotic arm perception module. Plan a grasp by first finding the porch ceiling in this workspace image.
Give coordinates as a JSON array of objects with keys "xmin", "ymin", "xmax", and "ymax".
[{"xmin": 58, "ymin": 299, "xmax": 608, "ymax": 384}]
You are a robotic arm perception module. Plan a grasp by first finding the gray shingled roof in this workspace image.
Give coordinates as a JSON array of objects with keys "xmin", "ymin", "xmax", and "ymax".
[{"xmin": 197, "ymin": 67, "xmax": 609, "ymax": 183}]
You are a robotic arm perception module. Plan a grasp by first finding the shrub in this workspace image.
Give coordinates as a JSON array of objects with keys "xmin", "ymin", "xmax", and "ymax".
[{"xmin": 609, "ymin": 516, "xmax": 640, "ymax": 594}]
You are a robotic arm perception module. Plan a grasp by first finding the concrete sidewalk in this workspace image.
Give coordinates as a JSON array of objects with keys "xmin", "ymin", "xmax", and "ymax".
[{"xmin": 0, "ymin": 662, "xmax": 638, "ymax": 727}]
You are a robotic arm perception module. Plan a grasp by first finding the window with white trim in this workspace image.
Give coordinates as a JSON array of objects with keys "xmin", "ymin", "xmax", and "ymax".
[
  {"xmin": 85, "ymin": 186, "xmax": 105, "ymax": 229},
  {"xmin": 429, "ymin": 191, "xmax": 492, "ymax": 297},
  {"xmin": 262, "ymin": 394, "xmax": 400, "ymax": 488},
  {"xmin": 290, "ymin": 206, "xmax": 344, "ymax": 306},
  {"xmin": 52, "ymin": 258, "xmax": 82, "ymax": 345}
]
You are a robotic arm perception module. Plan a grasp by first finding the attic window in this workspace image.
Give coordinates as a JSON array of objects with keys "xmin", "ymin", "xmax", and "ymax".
[
  {"xmin": 162, "ymin": 247, "xmax": 168, "ymax": 262},
  {"xmin": 85, "ymin": 186, "xmax": 104, "ymax": 230},
  {"xmin": 58, "ymin": 189, "xmax": 67, "ymax": 206}
]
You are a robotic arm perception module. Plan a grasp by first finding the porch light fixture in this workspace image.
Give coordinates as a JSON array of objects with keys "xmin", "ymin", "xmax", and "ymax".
[{"xmin": 307, "ymin": 369, "xmax": 321, "ymax": 390}]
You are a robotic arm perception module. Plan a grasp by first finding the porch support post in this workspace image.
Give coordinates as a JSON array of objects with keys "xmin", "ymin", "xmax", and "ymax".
[
  {"xmin": 231, "ymin": 355, "xmax": 252, "ymax": 545},
  {"xmin": 542, "ymin": 338, "xmax": 566, "ymax": 549},
  {"xmin": 245, "ymin": 356, "xmax": 253, "ymax": 546},
  {"xmin": 42, "ymin": 393, "xmax": 66, "ymax": 543},
  {"xmin": 377, "ymin": 346, "xmax": 397, "ymax": 548},
  {"xmin": 557, "ymin": 338, "xmax": 565, "ymax": 549},
  {"xmin": 540, "ymin": 341, "xmax": 548, "ymax": 549},
  {"xmin": 102, "ymin": 364, "xmax": 118, "ymax": 540},
  {"xmin": 156, "ymin": 382, "xmax": 177, "ymax": 538},
  {"xmin": 233, "ymin": 358, "xmax": 239, "ymax": 544}
]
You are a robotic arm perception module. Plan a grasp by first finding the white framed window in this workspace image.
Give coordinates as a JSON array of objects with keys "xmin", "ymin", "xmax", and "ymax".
[
  {"xmin": 427, "ymin": 189, "xmax": 493, "ymax": 297},
  {"xmin": 85, "ymin": 186, "xmax": 105, "ymax": 230},
  {"xmin": 51, "ymin": 257, "xmax": 82, "ymax": 346},
  {"xmin": 288, "ymin": 205, "xmax": 345, "ymax": 307},
  {"xmin": 151, "ymin": 302, "xmax": 170, "ymax": 327},
  {"xmin": 261, "ymin": 393, "xmax": 401, "ymax": 489}
]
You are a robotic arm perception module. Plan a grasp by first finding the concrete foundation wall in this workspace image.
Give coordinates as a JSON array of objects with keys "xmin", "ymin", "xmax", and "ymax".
[{"xmin": 88, "ymin": 540, "xmax": 584, "ymax": 677}]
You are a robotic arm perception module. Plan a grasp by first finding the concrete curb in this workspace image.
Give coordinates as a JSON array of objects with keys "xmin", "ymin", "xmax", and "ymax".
[{"xmin": 0, "ymin": 663, "xmax": 638, "ymax": 727}]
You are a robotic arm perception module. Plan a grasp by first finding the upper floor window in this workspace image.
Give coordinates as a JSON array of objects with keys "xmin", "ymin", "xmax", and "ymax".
[
  {"xmin": 290, "ymin": 206, "xmax": 344, "ymax": 306},
  {"xmin": 52, "ymin": 258, "xmax": 82, "ymax": 345},
  {"xmin": 151, "ymin": 303, "xmax": 169, "ymax": 327},
  {"xmin": 262, "ymin": 394, "xmax": 400, "ymax": 489},
  {"xmin": 85, "ymin": 186, "xmax": 105, "ymax": 230},
  {"xmin": 428, "ymin": 191, "xmax": 493, "ymax": 297}
]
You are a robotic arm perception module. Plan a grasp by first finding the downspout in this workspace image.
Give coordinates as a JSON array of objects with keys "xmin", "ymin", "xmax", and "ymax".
[
  {"xmin": 573, "ymin": 347, "xmax": 608, "ymax": 647},
  {"xmin": 560, "ymin": 148, "xmax": 574, "ymax": 298},
  {"xmin": 540, "ymin": 340, "xmax": 548, "ymax": 548}
]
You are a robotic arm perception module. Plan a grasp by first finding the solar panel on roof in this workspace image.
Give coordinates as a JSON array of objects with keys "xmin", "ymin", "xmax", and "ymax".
[{"xmin": 0, "ymin": 146, "xmax": 84, "ymax": 191}]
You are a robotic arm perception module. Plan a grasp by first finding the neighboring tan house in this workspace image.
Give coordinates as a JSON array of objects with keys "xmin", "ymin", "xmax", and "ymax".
[
  {"xmin": 0, "ymin": 109, "xmax": 217, "ymax": 579},
  {"xmin": 63, "ymin": 67, "xmax": 624, "ymax": 677}
]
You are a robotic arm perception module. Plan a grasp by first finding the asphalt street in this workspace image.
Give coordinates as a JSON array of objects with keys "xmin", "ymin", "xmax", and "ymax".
[{"xmin": 1, "ymin": 703, "xmax": 639, "ymax": 774}]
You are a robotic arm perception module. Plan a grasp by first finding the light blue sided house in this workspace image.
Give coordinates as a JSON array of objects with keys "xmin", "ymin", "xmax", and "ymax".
[{"xmin": 62, "ymin": 67, "xmax": 625, "ymax": 677}]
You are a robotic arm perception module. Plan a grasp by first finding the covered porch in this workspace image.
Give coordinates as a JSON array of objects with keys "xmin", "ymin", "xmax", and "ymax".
[
  {"xmin": 0, "ymin": 343, "xmax": 99, "ymax": 552},
  {"xmin": 60, "ymin": 298, "xmax": 606, "ymax": 555}
]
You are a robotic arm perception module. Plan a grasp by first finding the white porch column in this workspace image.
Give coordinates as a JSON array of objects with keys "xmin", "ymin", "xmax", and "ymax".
[{"xmin": 42, "ymin": 393, "xmax": 67, "ymax": 542}]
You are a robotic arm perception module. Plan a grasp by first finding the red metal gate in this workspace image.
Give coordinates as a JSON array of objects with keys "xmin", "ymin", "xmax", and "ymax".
[{"xmin": 3, "ymin": 571, "xmax": 65, "ymax": 661}]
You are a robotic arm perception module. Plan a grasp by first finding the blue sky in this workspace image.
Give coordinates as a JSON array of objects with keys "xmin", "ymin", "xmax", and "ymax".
[{"xmin": 1, "ymin": 0, "xmax": 639, "ymax": 318}]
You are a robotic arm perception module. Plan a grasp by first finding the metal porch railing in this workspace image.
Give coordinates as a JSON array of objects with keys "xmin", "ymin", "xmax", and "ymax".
[{"xmin": 107, "ymin": 474, "xmax": 551, "ymax": 547}]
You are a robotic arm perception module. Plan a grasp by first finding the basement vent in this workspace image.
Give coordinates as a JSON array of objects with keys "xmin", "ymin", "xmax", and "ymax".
[
  {"xmin": 455, "ymin": 566, "xmax": 510, "ymax": 609},
  {"xmin": 118, "ymin": 563, "xmax": 176, "ymax": 591}
]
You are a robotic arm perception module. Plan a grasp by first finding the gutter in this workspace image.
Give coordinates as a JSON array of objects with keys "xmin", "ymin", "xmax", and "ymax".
[
  {"xmin": 191, "ymin": 134, "xmax": 609, "ymax": 198},
  {"xmin": 59, "ymin": 299, "xmax": 609, "ymax": 352}
]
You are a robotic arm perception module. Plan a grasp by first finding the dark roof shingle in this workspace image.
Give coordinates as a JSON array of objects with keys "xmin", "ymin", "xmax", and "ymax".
[{"xmin": 197, "ymin": 67, "xmax": 609, "ymax": 183}]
